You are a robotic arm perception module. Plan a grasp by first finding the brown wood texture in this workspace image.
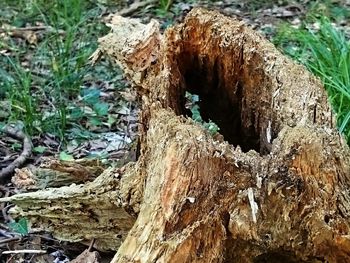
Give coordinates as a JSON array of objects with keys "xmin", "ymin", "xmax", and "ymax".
[{"xmin": 2, "ymin": 8, "xmax": 350, "ymax": 262}]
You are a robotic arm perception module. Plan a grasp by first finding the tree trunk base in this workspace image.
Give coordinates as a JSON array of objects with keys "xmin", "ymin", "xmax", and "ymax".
[{"xmin": 2, "ymin": 8, "xmax": 350, "ymax": 263}]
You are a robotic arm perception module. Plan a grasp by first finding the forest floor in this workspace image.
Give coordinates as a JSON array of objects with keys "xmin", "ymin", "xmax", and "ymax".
[{"xmin": 0, "ymin": 0, "xmax": 349, "ymax": 262}]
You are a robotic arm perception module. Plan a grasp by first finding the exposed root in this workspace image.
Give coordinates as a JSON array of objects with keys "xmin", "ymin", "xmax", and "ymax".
[{"xmin": 0, "ymin": 125, "xmax": 32, "ymax": 182}]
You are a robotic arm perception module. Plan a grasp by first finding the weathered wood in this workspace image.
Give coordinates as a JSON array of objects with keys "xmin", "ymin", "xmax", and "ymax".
[
  {"xmin": 1, "ymin": 165, "xmax": 139, "ymax": 251},
  {"xmin": 12, "ymin": 158, "xmax": 106, "ymax": 189},
  {"xmin": 2, "ymin": 8, "xmax": 350, "ymax": 262}
]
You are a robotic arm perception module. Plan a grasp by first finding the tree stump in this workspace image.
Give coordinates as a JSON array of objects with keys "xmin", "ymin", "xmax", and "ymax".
[{"xmin": 2, "ymin": 8, "xmax": 350, "ymax": 263}]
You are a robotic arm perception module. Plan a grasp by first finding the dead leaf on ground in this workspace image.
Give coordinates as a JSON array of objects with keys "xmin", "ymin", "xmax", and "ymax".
[{"xmin": 71, "ymin": 249, "xmax": 101, "ymax": 263}]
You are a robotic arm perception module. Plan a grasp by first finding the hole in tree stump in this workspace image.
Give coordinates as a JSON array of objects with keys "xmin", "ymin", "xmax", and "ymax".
[
  {"xmin": 176, "ymin": 47, "xmax": 274, "ymax": 154},
  {"xmin": 253, "ymin": 252, "xmax": 310, "ymax": 263}
]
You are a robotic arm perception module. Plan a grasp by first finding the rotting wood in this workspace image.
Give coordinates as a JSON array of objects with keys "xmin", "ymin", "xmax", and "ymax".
[
  {"xmin": 2, "ymin": 8, "xmax": 350, "ymax": 262},
  {"xmin": 11, "ymin": 158, "xmax": 106, "ymax": 190},
  {"xmin": 1, "ymin": 165, "xmax": 140, "ymax": 251}
]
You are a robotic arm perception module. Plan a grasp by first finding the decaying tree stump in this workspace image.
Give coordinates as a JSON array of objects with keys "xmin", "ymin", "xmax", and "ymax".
[{"xmin": 2, "ymin": 8, "xmax": 350, "ymax": 262}]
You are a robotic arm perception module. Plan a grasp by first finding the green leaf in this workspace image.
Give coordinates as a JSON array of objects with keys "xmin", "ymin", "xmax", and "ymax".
[
  {"xmin": 8, "ymin": 218, "xmax": 29, "ymax": 236},
  {"xmin": 82, "ymin": 88, "xmax": 100, "ymax": 105},
  {"xmin": 203, "ymin": 121, "xmax": 220, "ymax": 135},
  {"xmin": 106, "ymin": 115, "xmax": 116, "ymax": 128},
  {"xmin": 93, "ymin": 102, "xmax": 109, "ymax": 116},
  {"xmin": 59, "ymin": 151, "xmax": 74, "ymax": 161},
  {"xmin": 68, "ymin": 128, "xmax": 94, "ymax": 140},
  {"xmin": 191, "ymin": 94, "xmax": 199, "ymax": 103},
  {"xmin": 11, "ymin": 142, "xmax": 22, "ymax": 151},
  {"xmin": 88, "ymin": 117, "xmax": 102, "ymax": 126},
  {"xmin": 69, "ymin": 107, "xmax": 83, "ymax": 120},
  {"xmin": 33, "ymin": 146, "xmax": 47, "ymax": 154},
  {"xmin": 191, "ymin": 105, "xmax": 202, "ymax": 122}
]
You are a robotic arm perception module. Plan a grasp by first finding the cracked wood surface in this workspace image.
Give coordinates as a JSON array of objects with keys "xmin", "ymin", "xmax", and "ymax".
[{"xmin": 2, "ymin": 8, "xmax": 350, "ymax": 262}]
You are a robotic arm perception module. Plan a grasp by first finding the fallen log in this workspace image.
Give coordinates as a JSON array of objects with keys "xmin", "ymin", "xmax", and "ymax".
[{"xmin": 2, "ymin": 8, "xmax": 350, "ymax": 262}]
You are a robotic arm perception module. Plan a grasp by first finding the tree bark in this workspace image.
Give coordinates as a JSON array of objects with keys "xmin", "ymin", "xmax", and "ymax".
[{"xmin": 2, "ymin": 8, "xmax": 350, "ymax": 262}]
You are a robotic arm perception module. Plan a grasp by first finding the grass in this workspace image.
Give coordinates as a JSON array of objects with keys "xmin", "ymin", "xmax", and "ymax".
[
  {"xmin": 0, "ymin": 0, "xmax": 183, "ymax": 160},
  {"xmin": 0, "ymin": 0, "xmax": 186, "ymax": 145},
  {"xmin": 4, "ymin": 57, "xmax": 38, "ymax": 135},
  {"xmin": 3, "ymin": 0, "xmax": 349, "ymax": 146},
  {"xmin": 0, "ymin": 0, "xmax": 115, "ymax": 142},
  {"xmin": 274, "ymin": 17, "xmax": 350, "ymax": 143},
  {"xmin": 305, "ymin": 0, "xmax": 350, "ymax": 22}
]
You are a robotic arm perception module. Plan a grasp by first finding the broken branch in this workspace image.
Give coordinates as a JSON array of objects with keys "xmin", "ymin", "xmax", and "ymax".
[{"xmin": 0, "ymin": 125, "xmax": 32, "ymax": 182}]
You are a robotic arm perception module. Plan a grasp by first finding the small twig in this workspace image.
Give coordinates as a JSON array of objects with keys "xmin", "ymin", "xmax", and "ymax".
[
  {"xmin": 0, "ymin": 26, "xmax": 65, "ymax": 34},
  {"xmin": 0, "ymin": 189, "xmax": 11, "ymax": 222},
  {"xmin": 3, "ymin": 204, "xmax": 14, "ymax": 223},
  {"xmin": 0, "ymin": 237, "xmax": 21, "ymax": 244},
  {"xmin": 88, "ymin": 238, "xmax": 95, "ymax": 252},
  {"xmin": 0, "ymin": 229, "xmax": 14, "ymax": 238},
  {"xmin": 0, "ymin": 140, "xmax": 6, "ymax": 146},
  {"xmin": 0, "ymin": 223, "xmax": 11, "ymax": 231},
  {"xmin": 0, "ymin": 26, "xmax": 48, "ymax": 32},
  {"xmin": 0, "ymin": 125, "xmax": 32, "ymax": 181},
  {"xmin": 2, "ymin": 249, "xmax": 46, "ymax": 254},
  {"xmin": 118, "ymin": 0, "xmax": 158, "ymax": 16},
  {"xmin": 6, "ymin": 254, "xmax": 15, "ymax": 263}
]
